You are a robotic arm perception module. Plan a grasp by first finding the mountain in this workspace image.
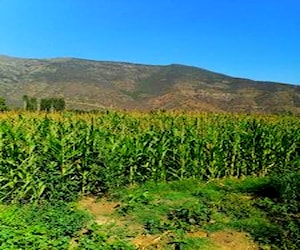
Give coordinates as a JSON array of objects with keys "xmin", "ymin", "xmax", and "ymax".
[{"xmin": 0, "ymin": 55, "xmax": 299, "ymax": 113}]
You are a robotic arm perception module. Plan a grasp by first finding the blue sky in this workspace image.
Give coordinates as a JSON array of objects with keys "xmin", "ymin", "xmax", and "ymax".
[{"xmin": 0, "ymin": 0, "xmax": 299, "ymax": 85}]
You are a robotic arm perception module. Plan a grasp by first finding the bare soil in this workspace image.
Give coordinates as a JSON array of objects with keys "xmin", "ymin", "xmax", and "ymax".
[
  {"xmin": 209, "ymin": 231, "xmax": 258, "ymax": 250},
  {"xmin": 78, "ymin": 196, "xmax": 121, "ymax": 225}
]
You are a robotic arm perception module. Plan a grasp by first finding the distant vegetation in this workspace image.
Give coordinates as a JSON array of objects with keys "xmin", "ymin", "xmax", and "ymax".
[
  {"xmin": 40, "ymin": 97, "xmax": 65, "ymax": 111},
  {"xmin": 23, "ymin": 95, "xmax": 65, "ymax": 111},
  {"xmin": 0, "ymin": 97, "xmax": 8, "ymax": 111}
]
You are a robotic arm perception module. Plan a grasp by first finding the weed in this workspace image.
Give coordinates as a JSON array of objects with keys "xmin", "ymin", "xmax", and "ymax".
[
  {"xmin": 0, "ymin": 203, "xmax": 90, "ymax": 249},
  {"xmin": 75, "ymin": 223, "xmax": 135, "ymax": 250}
]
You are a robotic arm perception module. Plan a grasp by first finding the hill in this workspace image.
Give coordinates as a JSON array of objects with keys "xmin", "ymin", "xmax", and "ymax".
[{"xmin": 0, "ymin": 55, "xmax": 299, "ymax": 113}]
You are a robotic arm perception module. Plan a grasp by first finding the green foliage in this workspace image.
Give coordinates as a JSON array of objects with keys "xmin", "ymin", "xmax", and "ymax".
[
  {"xmin": 0, "ymin": 112, "xmax": 299, "ymax": 203},
  {"xmin": 40, "ymin": 98, "xmax": 53, "ymax": 111},
  {"xmin": 269, "ymin": 172, "xmax": 300, "ymax": 203},
  {"xmin": 0, "ymin": 175, "xmax": 299, "ymax": 249},
  {"xmin": 220, "ymin": 173, "xmax": 300, "ymax": 249},
  {"xmin": 40, "ymin": 97, "xmax": 65, "ymax": 111},
  {"xmin": 168, "ymin": 203, "xmax": 211, "ymax": 230},
  {"xmin": 22, "ymin": 95, "xmax": 28, "ymax": 110},
  {"xmin": 75, "ymin": 223, "xmax": 135, "ymax": 250},
  {"xmin": 113, "ymin": 177, "xmax": 300, "ymax": 249},
  {"xmin": 254, "ymin": 172, "xmax": 300, "ymax": 249},
  {"xmin": 52, "ymin": 97, "xmax": 66, "ymax": 111},
  {"xmin": 0, "ymin": 203, "xmax": 90, "ymax": 249},
  {"xmin": 22, "ymin": 96, "xmax": 65, "ymax": 111},
  {"xmin": 28, "ymin": 97, "xmax": 38, "ymax": 111},
  {"xmin": 0, "ymin": 110, "xmax": 299, "ymax": 248},
  {"xmin": 23, "ymin": 95, "xmax": 38, "ymax": 111},
  {"xmin": 0, "ymin": 97, "xmax": 8, "ymax": 111},
  {"xmin": 0, "ymin": 203, "xmax": 134, "ymax": 249}
]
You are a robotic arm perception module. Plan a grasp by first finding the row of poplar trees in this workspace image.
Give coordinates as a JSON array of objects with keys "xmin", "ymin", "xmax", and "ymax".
[
  {"xmin": 23, "ymin": 95, "xmax": 65, "ymax": 111},
  {"xmin": 0, "ymin": 97, "xmax": 8, "ymax": 111}
]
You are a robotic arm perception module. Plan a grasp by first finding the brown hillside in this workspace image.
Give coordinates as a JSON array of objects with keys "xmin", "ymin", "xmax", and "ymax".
[{"xmin": 0, "ymin": 55, "xmax": 299, "ymax": 113}]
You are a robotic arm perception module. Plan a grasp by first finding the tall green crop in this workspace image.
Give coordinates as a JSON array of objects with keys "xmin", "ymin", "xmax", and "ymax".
[{"xmin": 0, "ymin": 111, "xmax": 299, "ymax": 203}]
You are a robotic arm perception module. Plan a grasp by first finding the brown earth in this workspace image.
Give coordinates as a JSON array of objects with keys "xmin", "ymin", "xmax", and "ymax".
[
  {"xmin": 78, "ymin": 196, "xmax": 121, "ymax": 225},
  {"xmin": 209, "ymin": 231, "xmax": 258, "ymax": 250}
]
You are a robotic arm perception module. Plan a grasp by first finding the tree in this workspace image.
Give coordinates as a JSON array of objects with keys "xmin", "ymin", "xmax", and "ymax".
[
  {"xmin": 52, "ymin": 98, "xmax": 65, "ymax": 111},
  {"xmin": 40, "ymin": 97, "xmax": 65, "ymax": 112},
  {"xmin": 23, "ymin": 95, "xmax": 28, "ymax": 110},
  {"xmin": 22, "ymin": 95, "xmax": 39, "ymax": 111},
  {"xmin": 40, "ymin": 98, "xmax": 52, "ymax": 111},
  {"xmin": 27, "ymin": 97, "xmax": 38, "ymax": 111},
  {"xmin": 0, "ymin": 97, "xmax": 8, "ymax": 111}
]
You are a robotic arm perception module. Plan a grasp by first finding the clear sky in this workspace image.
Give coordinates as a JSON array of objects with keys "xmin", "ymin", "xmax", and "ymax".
[{"xmin": 0, "ymin": 0, "xmax": 299, "ymax": 85}]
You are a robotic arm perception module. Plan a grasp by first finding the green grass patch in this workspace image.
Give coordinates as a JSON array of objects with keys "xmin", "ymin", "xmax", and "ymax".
[
  {"xmin": 0, "ymin": 203, "xmax": 90, "ymax": 249},
  {"xmin": 110, "ymin": 177, "xmax": 299, "ymax": 249},
  {"xmin": 0, "ymin": 176, "xmax": 298, "ymax": 249}
]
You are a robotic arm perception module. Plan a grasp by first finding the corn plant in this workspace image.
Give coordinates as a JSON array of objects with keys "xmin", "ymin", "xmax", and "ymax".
[{"xmin": 0, "ymin": 111, "xmax": 299, "ymax": 203}]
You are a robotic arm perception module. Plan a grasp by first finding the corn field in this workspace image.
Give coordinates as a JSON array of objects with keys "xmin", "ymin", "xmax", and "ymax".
[{"xmin": 0, "ymin": 111, "xmax": 299, "ymax": 203}]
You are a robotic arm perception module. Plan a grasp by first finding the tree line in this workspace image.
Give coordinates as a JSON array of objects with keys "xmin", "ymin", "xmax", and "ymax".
[
  {"xmin": 0, "ymin": 97, "xmax": 8, "ymax": 111},
  {"xmin": 0, "ymin": 96, "xmax": 66, "ymax": 112},
  {"xmin": 23, "ymin": 95, "xmax": 65, "ymax": 111}
]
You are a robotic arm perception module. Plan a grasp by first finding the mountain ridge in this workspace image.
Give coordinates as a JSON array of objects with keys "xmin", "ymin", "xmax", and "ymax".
[{"xmin": 0, "ymin": 55, "xmax": 299, "ymax": 113}]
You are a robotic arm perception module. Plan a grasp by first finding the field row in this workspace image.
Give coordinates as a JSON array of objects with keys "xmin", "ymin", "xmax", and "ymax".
[{"xmin": 0, "ymin": 111, "xmax": 299, "ymax": 202}]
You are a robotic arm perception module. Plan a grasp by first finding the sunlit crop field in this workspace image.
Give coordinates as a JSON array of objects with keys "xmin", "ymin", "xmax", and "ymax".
[{"xmin": 0, "ymin": 111, "xmax": 299, "ymax": 203}]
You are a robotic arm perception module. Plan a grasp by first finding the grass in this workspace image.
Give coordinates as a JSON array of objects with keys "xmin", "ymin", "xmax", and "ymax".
[
  {"xmin": 104, "ymin": 177, "xmax": 299, "ymax": 249},
  {"xmin": 0, "ymin": 177, "xmax": 299, "ymax": 249},
  {"xmin": 0, "ymin": 202, "xmax": 135, "ymax": 249},
  {"xmin": 0, "ymin": 203, "xmax": 90, "ymax": 249}
]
